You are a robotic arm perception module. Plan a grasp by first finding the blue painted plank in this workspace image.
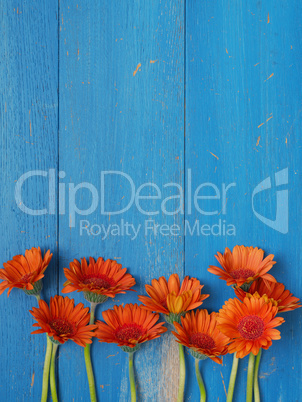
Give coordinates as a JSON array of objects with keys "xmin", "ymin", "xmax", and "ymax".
[
  {"xmin": 0, "ymin": 1, "xmax": 58, "ymax": 401},
  {"xmin": 58, "ymin": 1, "xmax": 184, "ymax": 401},
  {"xmin": 185, "ymin": 1, "xmax": 302, "ymax": 401}
]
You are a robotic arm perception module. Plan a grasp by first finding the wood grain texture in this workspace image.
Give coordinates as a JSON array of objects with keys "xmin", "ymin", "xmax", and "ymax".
[
  {"xmin": 58, "ymin": 1, "xmax": 184, "ymax": 401},
  {"xmin": 185, "ymin": 1, "xmax": 302, "ymax": 401},
  {"xmin": 0, "ymin": 1, "xmax": 58, "ymax": 401}
]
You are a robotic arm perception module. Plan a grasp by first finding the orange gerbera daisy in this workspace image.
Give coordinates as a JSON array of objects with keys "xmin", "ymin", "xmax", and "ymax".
[
  {"xmin": 172, "ymin": 310, "xmax": 230, "ymax": 364},
  {"xmin": 138, "ymin": 274, "xmax": 209, "ymax": 324},
  {"xmin": 62, "ymin": 257, "xmax": 136, "ymax": 303},
  {"xmin": 235, "ymin": 278, "xmax": 301, "ymax": 313},
  {"xmin": 95, "ymin": 303, "xmax": 167, "ymax": 352},
  {"xmin": 0, "ymin": 247, "xmax": 52, "ymax": 296},
  {"xmin": 30, "ymin": 295, "xmax": 97, "ymax": 346},
  {"xmin": 217, "ymin": 296, "xmax": 284, "ymax": 358},
  {"xmin": 208, "ymin": 245, "xmax": 276, "ymax": 288}
]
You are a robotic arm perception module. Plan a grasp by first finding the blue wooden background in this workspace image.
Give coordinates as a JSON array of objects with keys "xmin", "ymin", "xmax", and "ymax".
[{"xmin": 0, "ymin": 1, "xmax": 301, "ymax": 401}]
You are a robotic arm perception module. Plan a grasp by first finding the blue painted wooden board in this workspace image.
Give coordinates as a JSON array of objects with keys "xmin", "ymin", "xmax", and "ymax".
[
  {"xmin": 0, "ymin": 1, "xmax": 59, "ymax": 401},
  {"xmin": 185, "ymin": 1, "xmax": 302, "ymax": 401},
  {"xmin": 58, "ymin": 1, "xmax": 184, "ymax": 401},
  {"xmin": 0, "ymin": 0, "xmax": 301, "ymax": 401}
]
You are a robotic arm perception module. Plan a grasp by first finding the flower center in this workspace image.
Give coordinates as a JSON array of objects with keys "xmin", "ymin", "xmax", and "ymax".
[
  {"xmin": 190, "ymin": 333, "xmax": 215, "ymax": 350},
  {"xmin": 21, "ymin": 273, "xmax": 33, "ymax": 283},
  {"xmin": 237, "ymin": 315, "xmax": 264, "ymax": 340},
  {"xmin": 115, "ymin": 324, "xmax": 144, "ymax": 342},
  {"xmin": 49, "ymin": 318, "xmax": 74, "ymax": 336},
  {"xmin": 82, "ymin": 274, "xmax": 116, "ymax": 289},
  {"xmin": 230, "ymin": 269, "xmax": 255, "ymax": 280},
  {"xmin": 161, "ymin": 298, "xmax": 168, "ymax": 309}
]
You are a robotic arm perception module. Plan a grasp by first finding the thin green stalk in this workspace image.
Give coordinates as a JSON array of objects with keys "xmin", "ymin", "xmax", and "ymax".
[
  {"xmin": 195, "ymin": 359, "xmax": 206, "ymax": 402},
  {"xmin": 246, "ymin": 353, "xmax": 255, "ymax": 402},
  {"xmin": 50, "ymin": 343, "xmax": 59, "ymax": 402},
  {"xmin": 128, "ymin": 352, "xmax": 136, "ymax": 402},
  {"xmin": 254, "ymin": 349, "xmax": 262, "ymax": 402},
  {"xmin": 36, "ymin": 294, "xmax": 41, "ymax": 303},
  {"xmin": 84, "ymin": 302, "xmax": 97, "ymax": 402},
  {"xmin": 41, "ymin": 336, "xmax": 53, "ymax": 402},
  {"xmin": 177, "ymin": 344, "xmax": 186, "ymax": 402},
  {"xmin": 227, "ymin": 354, "xmax": 239, "ymax": 402}
]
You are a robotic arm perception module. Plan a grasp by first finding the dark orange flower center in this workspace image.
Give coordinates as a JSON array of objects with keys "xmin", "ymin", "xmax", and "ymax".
[
  {"xmin": 230, "ymin": 269, "xmax": 255, "ymax": 280},
  {"xmin": 21, "ymin": 273, "xmax": 33, "ymax": 283},
  {"xmin": 115, "ymin": 323, "xmax": 144, "ymax": 341},
  {"xmin": 190, "ymin": 333, "xmax": 215, "ymax": 350},
  {"xmin": 161, "ymin": 298, "xmax": 168, "ymax": 308},
  {"xmin": 238, "ymin": 315, "xmax": 264, "ymax": 339},
  {"xmin": 82, "ymin": 274, "xmax": 116, "ymax": 289},
  {"xmin": 49, "ymin": 318, "xmax": 74, "ymax": 336}
]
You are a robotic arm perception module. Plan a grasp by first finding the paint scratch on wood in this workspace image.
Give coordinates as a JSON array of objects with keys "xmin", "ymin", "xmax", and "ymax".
[
  {"xmin": 220, "ymin": 371, "xmax": 227, "ymax": 397},
  {"xmin": 207, "ymin": 150, "xmax": 219, "ymax": 160},
  {"xmin": 133, "ymin": 63, "xmax": 141, "ymax": 76},
  {"xmin": 159, "ymin": 334, "xmax": 178, "ymax": 401},
  {"xmin": 256, "ymin": 136, "xmax": 261, "ymax": 146},
  {"xmin": 106, "ymin": 353, "xmax": 118, "ymax": 358},
  {"xmin": 30, "ymin": 372, "xmax": 35, "ymax": 388},
  {"xmin": 29, "ymin": 110, "xmax": 32, "ymax": 136},
  {"xmin": 258, "ymin": 115, "xmax": 273, "ymax": 128},
  {"xmin": 259, "ymin": 368, "xmax": 277, "ymax": 378},
  {"xmin": 267, "ymin": 13, "xmax": 270, "ymax": 23},
  {"xmin": 150, "ymin": 60, "xmax": 158, "ymax": 64},
  {"xmin": 265, "ymin": 73, "xmax": 274, "ymax": 81}
]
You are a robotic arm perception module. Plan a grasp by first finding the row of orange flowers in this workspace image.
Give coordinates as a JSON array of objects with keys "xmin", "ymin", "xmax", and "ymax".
[{"xmin": 0, "ymin": 245, "xmax": 300, "ymax": 402}]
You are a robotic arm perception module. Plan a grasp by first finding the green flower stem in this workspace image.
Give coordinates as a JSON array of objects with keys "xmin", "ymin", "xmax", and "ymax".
[
  {"xmin": 128, "ymin": 352, "xmax": 136, "ymax": 402},
  {"xmin": 41, "ymin": 336, "xmax": 53, "ymax": 402},
  {"xmin": 227, "ymin": 354, "xmax": 239, "ymax": 402},
  {"xmin": 254, "ymin": 349, "xmax": 262, "ymax": 402},
  {"xmin": 35, "ymin": 294, "xmax": 41, "ymax": 303},
  {"xmin": 177, "ymin": 344, "xmax": 186, "ymax": 402},
  {"xmin": 195, "ymin": 358, "xmax": 206, "ymax": 402},
  {"xmin": 84, "ymin": 302, "xmax": 97, "ymax": 402},
  {"xmin": 246, "ymin": 353, "xmax": 256, "ymax": 402},
  {"xmin": 50, "ymin": 343, "xmax": 59, "ymax": 402}
]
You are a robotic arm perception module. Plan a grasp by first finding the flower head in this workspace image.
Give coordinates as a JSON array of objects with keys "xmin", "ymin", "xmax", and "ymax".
[
  {"xmin": 208, "ymin": 246, "xmax": 276, "ymax": 288},
  {"xmin": 62, "ymin": 257, "xmax": 136, "ymax": 303},
  {"xmin": 217, "ymin": 296, "xmax": 284, "ymax": 358},
  {"xmin": 30, "ymin": 295, "xmax": 97, "ymax": 346},
  {"xmin": 95, "ymin": 303, "xmax": 167, "ymax": 352},
  {"xmin": 138, "ymin": 274, "xmax": 209, "ymax": 323},
  {"xmin": 172, "ymin": 309, "xmax": 229, "ymax": 364},
  {"xmin": 0, "ymin": 247, "xmax": 52, "ymax": 296},
  {"xmin": 235, "ymin": 278, "xmax": 301, "ymax": 313}
]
